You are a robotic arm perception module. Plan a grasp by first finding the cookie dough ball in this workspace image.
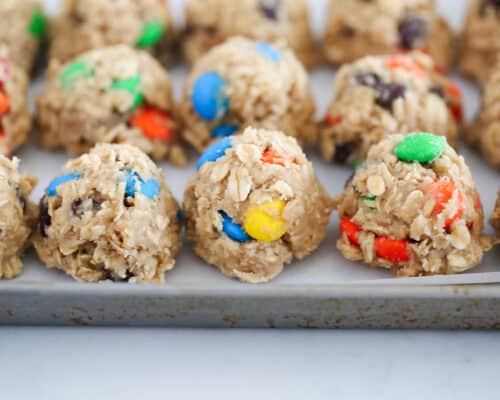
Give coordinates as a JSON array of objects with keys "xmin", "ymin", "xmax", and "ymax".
[
  {"xmin": 320, "ymin": 52, "xmax": 460, "ymax": 165},
  {"xmin": 33, "ymin": 144, "xmax": 181, "ymax": 283},
  {"xmin": 0, "ymin": 0, "xmax": 47, "ymax": 72},
  {"xmin": 180, "ymin": 37, "xmax": 316, "ymax": 152},
  {"xmin": 492, "ymin": 192, "xmax": 500, "ymax": 233},
  {"xmin": 0, "ymin": 156, "xmax": 37, "ymax": 279},
  {"xmin": 465, "ymin": 65, "xmax": 500, "ymax": 168},
  {"xmin": 0, "ymin": 57, "xmax": 32, "ymax": 156},
  {"xmin": 336, "ymin": 132, "xmax": 487, "ymax": 277},
  {"xmin": 459, "ymin": 0, "xmax": 500, "ymax": 83},
  {"xmin": 324, "ymin": 0, "xmax": 453, "ymax": 69},
  {"xmin": 50, "ymin": 0, "xmax": 177, "ymax": 66},
  {"xmin": 184, "ymin": 127, "xmax": 331, "ymax": 283},
  {"xmin": 36, "ymin": 45, "xmax": 186, "ymax": 165},
  {"xmin": 183, "ymin": 0, "xmax": 317, "ymax": 68}
]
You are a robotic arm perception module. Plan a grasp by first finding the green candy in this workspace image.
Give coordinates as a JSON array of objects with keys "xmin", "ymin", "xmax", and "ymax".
[
  {"xmin": 29, "ymin": 10, "xmax": 47, "ymax": 39},
  {"xmin": 110, "ymin": 74, "xmax": 143, "ymax": 110},
  {"xmin": 394, "ymin": 133, "xmax": 446, "ymax": 163},
  {"xmin": 363, "ymin": 195, "xmax": 376, "ymax": 201},
  {"xmin": 136, "ymin": 21, "xmax": 165, "ymax": 48},
  {"xmin": 60, "ymin": 61, "xmax": 95, "ymax": 89}
]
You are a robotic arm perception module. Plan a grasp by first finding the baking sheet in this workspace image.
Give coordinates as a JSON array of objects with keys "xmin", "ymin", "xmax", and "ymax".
[{"xmin": 3, "ymin": 0, "xmax": 500, "ymax": 292}]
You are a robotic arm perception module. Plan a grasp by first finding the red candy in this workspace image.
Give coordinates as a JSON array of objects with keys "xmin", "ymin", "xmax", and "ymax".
[
  {"xmin": 375, "ymin": 237, "xmax": 410, "ymax": 263},
  {"xmin": 423, "ymin": 177, "xmax": 465, "ymax": 228},
  {"xmin": 340, "ymin": 216, "xmax": 361, "ymax": 246},
  {"xmin": 261, "ymin": 149, "xmax": 294, "ymax": 167},
  {"xmin": 132, "ymin": 107, "xmax": 173, "ymax": 141},
  {"xmin": 325, "ymin": 113, "xmax": 342, "ymax": 126},
  {"xmin": 0, "ymin": 91, "xmax": 9, "ymax": 116}
]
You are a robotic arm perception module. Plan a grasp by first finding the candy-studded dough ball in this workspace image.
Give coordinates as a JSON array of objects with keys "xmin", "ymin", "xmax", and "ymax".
[
  {"xmin": 36, "ymin": 45, "xmax": 186, "ymax": 165},
  {"xmin": 180, "ymin": 37, "xmax": 316, "ymax": 152},
  {"xmin": 336, "ymin": 133, "xmax": 487, "ymax": 277},
  {"xmin": 0, "ymin": 57, "xmax": 32, "ymax": 156},
  {"xmin": 0, "ymin": 156, "xmax": 37, "ymax": 279},
  {"xmin": 323, "ymin": 0, "xmax": 453, "ymax": 69},
  {"xmin": 50, "ymin": 0, "xmax": 177, "ymax": 66},
  {"xmin": 465, "ymin": 64, "xmax": 500, "ymax": 168},
  {"xmin": 320, "ymin": 52, "xmax": 460, "ymax": 165},
  {"xmin": 0, "ymin": 0, "xmax": 47, "ymax": 72},
  {"xmin": 459, "ymin": 0, "xmax": 500, "ymax": 83},
  {"xmin": 184, "ymin": 127, "xmax": 332, "ymax": 283},
  {"xmin": 492, "ymin": 192, "xmax": 500, "ymax": 234},
  {"xmin": 33, "ymin": 144, "xmax": 181, "ymax": 283},
  {"xmin": 183, "ymin": 0, "xmax": 318, "ymax": 68}
]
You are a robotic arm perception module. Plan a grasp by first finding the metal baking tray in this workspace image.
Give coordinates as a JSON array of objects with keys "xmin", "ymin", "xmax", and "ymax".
[{"xmin": 0, "ymin": 0, "xmax": 499, "ymax": 328}]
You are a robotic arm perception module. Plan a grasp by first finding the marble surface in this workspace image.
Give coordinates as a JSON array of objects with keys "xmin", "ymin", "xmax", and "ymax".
[{"xmin": 1, "ymin": 327, "xmax": 500, "ymax": 399}]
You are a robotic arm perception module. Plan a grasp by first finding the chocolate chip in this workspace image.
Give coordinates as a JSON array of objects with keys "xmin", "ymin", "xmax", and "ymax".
[
  {"xmin": 334, "ymin": 142, "xmax": 357, "ymax": 164},
  {"xmin": 340, "ymin": 25, "xmax": 356, "ymax": 37},
  {"xmin": 356, "ymin": 73, "xmax": 406, "ymax": 111},
  {"xmin": 355, "ymin": 72, "xmax": 381, "ymax": 88},
  {"xmin": 72, "ymin": 196, "xmax": 103, "ymax": 217},
  {"xmin": 398, "ymin": 15, "xmax": 427, "ymax": 49},
  {"xmin": 480, "ymin": 0, "xmax": 500, "ymax": 15},
  {"xmin": 39, "ymin": 196, "xmax": 51, "ymax": 237},
  {"xmin": 429, "ymin": 85, "xmax": 445, "ymax": 98},
  {"xmin": 259, "ymin": 0, "xmax": 280, "ymax": 21},
  {"xmin": 70, "ymin": 12, "xmax": 85, "ymax": 24},
  {"xmin": 375, "ymin": 83, "xmax": 406, "ymax": 110}
]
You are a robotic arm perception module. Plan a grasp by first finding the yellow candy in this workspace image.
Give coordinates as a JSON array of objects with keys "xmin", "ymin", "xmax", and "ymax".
[{"xmin": 243, "ymin": 200, "xmax": 288, "ymax": 242}]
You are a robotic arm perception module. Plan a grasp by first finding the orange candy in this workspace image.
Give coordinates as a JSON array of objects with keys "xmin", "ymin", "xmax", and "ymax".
[
  {"xmin": 131, "ymin": 107, "xmax": 173, "ymax": 141},
  {"xmin": 340, "ymin": 216, "xmax": 361, "ymax": 246},
  {"xmin": 0, "ymin": 91, "xmax": 9, "ymax": 116},
  {"xmin": 385, "ymin": 55, "xmax": 427, "ymax": 79},
  {"xmin": 423, "ymin": 177, "xmax": 465, "ymax": 228},
  {"xmin": 261, "ymin": 149, "xmax": 294, "ymax": 167},
  {"xmin": 375, "ymin": 237, "xmax": 410, "ymax": 263},
  {"xmin": 325, "ymin": 113, "xmax": 342, "ymax": 126}
]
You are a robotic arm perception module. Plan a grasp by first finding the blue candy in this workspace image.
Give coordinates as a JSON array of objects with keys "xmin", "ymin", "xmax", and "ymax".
[
  {"xmin": 211, "ymin": 124, "xmax": 238, "ymax": 138},
  {"xmin": 196, "ymin": 137, "xmax": 233, "ymax": 171},
  {"xmin": 219, "ymin": 211, "xmax": 251, "ymax": 242},
  {"xmin": 191, "ymin": 72, "xmax": 229, "ymax": 121},
  {"xmin": 46, "ymin": 173, "xmax": 81, "ymax": 196},
  {"xmin": 176, "ymin": 209, "xmax": 183, "ymax": 222},
  {"xmin": 254, "ymin": 42, "xmax": 282, "ymax": 63},
  {"xmin": 122, "ymin": 170, "xmax": 160, "ymax": 200}
]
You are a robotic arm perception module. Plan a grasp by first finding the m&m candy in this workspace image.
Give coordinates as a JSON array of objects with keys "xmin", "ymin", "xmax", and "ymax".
[
  {"xmin": 394, "ymin": 132, "xmax": 446, "ymax": 163},
  {"xmin": 211, "ymin": 124, "xmax": 238, "ymax": 138},
  {"xmin": 191, "ymin": 72, "xmax": 229, "ymax": 121},
  {"xmin": 110, "ymin": 74, "xmax": 143, "ymax": 111},
  {"xmin": 46, "ymin": 173, "xmax": 82, "ymax": 196},
  {"xmin": 122, "ymin": 169, "xmax": 161, "ymax": 199},
  {"xmin": 243, "ymin": 200, "xmax": 287, "ymax": 242},
  {"xmin": 196, "ymin": 137, "xmax": 233, "ymax": 171},
  {"xmin": 136, "ymin": 21, "xmax": 166, "ymax": 48},
  {"xmin": 220, "ymin": 211, "xmax": 251, "ymax": 242},
  {"xmin": 254, "ymin": 42, "xmax": 282, "ymax": 62},
  {"xmin": 132, "ymin": 107, "xmax": 173, "ymax": 141},
  {"xmin": 60, "ymin": 61, "xmax": 95, "ymax": 89}
]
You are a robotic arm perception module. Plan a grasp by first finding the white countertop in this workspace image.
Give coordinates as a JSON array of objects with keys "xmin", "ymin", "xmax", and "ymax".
[{"xmin": 2, "ymin": 327, "xmax": 500, "ymax": 399}]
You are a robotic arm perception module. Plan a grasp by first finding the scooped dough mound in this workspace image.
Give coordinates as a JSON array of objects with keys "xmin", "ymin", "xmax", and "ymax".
[
  {"xmin": 37, "ymin": 45, "xmax": 186, "ymax": 165},
  {"xmin": 183, "ymin": 127, "xmax": 332, "ymax": 283},
  {"xmin": 336, "ymin": 132, "xmax": 489, "ymax": 277},
  {"xmin": 0, "ymin": 156, "xmax": 37, "ymax": 280},
  {"xmin": 33, "ymin": 143, "xmax": 181, "ymax": 283}
]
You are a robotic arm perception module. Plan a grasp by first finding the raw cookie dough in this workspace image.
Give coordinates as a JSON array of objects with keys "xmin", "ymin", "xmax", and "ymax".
[
  {"xmin": 0, "ymin": 0, "xmax": 47, "ymax": 72},
  {"xmin": 0, "ymin": 57, "xmax": 32, "ymax": 156},
  {"xmin": 465, "ymin": 64, "xmax": 500, "ymax": 168},
  {"xmin": 183, "ymin": 0, "xmax": 318, "ymax": 68},
  {"xmin": 336, "ymin": 132, "xmax": 488, "ymax": 277},
  {"xmin": 36, "ymin": 45, "xmax": 186, "ymax": 165},
  {"xmin": 50, "ymin": 0, "xmax": 177, "ymax": 66},
  {"xmin": 323, "ymin": 0, "xmax": 453, "ymax": 69},
  {"xmin": 180, "ymin": 37, "xmax": 316, "ymax": 152},
  {"xmin": 492, "ymin": 192, "xmax": 500, "ymax": 233},
  {"xmin": 459, "ymin": 0, "xmax": 500, "ymax": 83},
  {"xmin": 0, "ymin": 156, "xmax": 37, "ymax": 280},
  {"xmin": 183, "ymin": 127, "xmax": 332, "ymax": 283},
  {"xmin": 320, "ymin": 52, "xmax": 460, "ymax": 165},
  {"xmin": 33, "ymin": 144, "xmax": 181, "ymax": 283}
]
